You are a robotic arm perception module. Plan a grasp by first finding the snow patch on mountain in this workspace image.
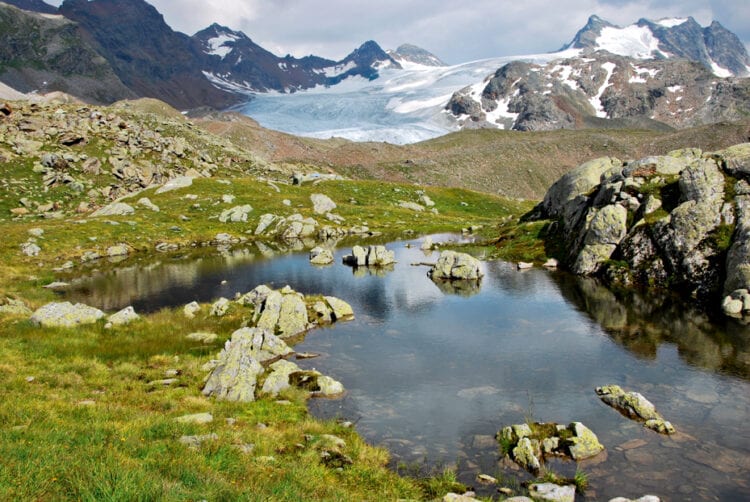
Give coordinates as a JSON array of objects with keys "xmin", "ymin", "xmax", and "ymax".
[
  {"xmin": 656, "ymin": 17, "xmax": 688, "ymax": 28},
  {"xmin": 205, "ymin": 33, "xmax": 241, "ymax": 59},
  {"xmin": 595, "ymin": 25, "xmax": 664, "ymax": 59},
  {"xmin": 590, "ymin": 61, "xmax": 616, "ymax": 117}
]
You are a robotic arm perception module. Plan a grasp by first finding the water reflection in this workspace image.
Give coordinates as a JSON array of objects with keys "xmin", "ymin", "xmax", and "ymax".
[{"xmin": 554, "ymin": 274, "xmax": 750, "ymax": 379}]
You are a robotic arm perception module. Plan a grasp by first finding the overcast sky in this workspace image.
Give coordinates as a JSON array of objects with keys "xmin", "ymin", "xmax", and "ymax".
[{"xmin": 49, "ymin": 0, "xmax": 750, "ymax": 64}]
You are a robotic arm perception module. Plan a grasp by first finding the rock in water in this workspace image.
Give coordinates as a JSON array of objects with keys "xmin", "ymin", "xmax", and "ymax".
[
  {"xmin": 596, "ymin": 385, "xmax": 675, "ymax": 434},
  {"xmin": 428, "ymin": 250, "xmax": 484, "ymax": 280},
  {"xmin": 342, "ymin": 245, "xmax": 395, "ymax": 267},
  {"xmin": 310, "ymin": 246, "xmax": 334, "ymax": 265},
  {"xmin": 30, "ymin": 302, "xmax": 105, "ymax": 328},
  {"xmin": 567, "ymin": 422, "xmax": 605, "ymax": 459},
  {"xmin": 529, "ymin": 483, "xmax": 576, "ymax": 502}
]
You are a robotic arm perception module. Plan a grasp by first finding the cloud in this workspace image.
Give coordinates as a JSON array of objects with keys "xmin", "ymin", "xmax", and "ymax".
[{"xmin": 47, "ymin": 0, "xmax": 750, "ymax": 64}]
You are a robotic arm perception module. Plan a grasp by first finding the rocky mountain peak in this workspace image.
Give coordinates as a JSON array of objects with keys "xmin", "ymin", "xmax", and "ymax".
[
  {"xmin": 564, "ymin": 14, "xmax": 615, "ymax": 50},
  {"xmin": 388, "ymin": 44, "xmax": 446, "ymax": 67},
  {"xmin": 343, "ymin": 40, "xmax": 401, "ymax": 70}
]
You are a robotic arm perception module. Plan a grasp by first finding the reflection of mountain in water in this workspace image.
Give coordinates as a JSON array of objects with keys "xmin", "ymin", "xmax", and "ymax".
[{"xmin": 553, "ymin": 274, "xmax": 750, "ymax": 379}]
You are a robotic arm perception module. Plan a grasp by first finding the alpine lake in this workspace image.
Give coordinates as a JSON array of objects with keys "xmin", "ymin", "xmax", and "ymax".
[{"xmin": 63, "ymin": 234, "xmax": 750, "ymax": 501}]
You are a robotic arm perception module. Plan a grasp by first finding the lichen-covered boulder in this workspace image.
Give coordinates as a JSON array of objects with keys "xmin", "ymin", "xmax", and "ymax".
[
  {"xmin": 260, "ymin": 359, "xmax": 300, "ymax": 395},
  {"xmin": 0, "ymin": 298, "xmax": 32, "ymax": 316},
  {"xmin": 219, "ymin": 204, "xmax": 253, "ymax": 223},
  {"xmin": 311, "ymin": 193, "xmax": 337, "ymax": 215},
  {"xmin": 278, "ymin": 289, "xmax": 309, "ymax": 338},
  {"xmin": 310, "ymin": 246, "xmax": 334, "ymax": 265},
  {"xmin": 324, "ymin": 296, "xmax": 354, "ymax": 321},
  {"xmin": 528, "ymin": 483, "xmax": 576, "ymax": 502},
  {"xmin": 107, "ymin": 306, "xmax": 140, "ymax": 326},
  {"xmin": 343, "ymin": 245, "xmax": 395, "ymax": 267},
  {"xmin": 429, "ymin": 250, "xmax": 484, "ymax": 280},
  {"xmin": 30, "ymin": 302, "xmax": 105, "ymax": 328},
  {"xmin": 512, "ymin": 437, "xmax": 541, "ymax": 471},
  {"xmin": 210, "ymin": 297, "xmax": 231, "ymax": 317},
  {"xmin": 596, "ymin": 385, "xmax": 675, "ymax": 434},
  {"xmin": 202, "ymin": 330, "xmax": 269, "ymax": 402},
  {"xmin": 567, "ymin": 422, "xmax": 605, "ymax": 460},
  {"xmin": 90, "ymin": 202, "xmax": 134, "ymax": 217},
  {"xmin": 573, "ymin": 204, "xmax": 628, "ymax": 274}
]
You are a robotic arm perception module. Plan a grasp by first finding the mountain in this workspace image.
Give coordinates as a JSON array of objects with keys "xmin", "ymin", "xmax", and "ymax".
[
  {"xmin": 0, "ymin": 2, "xmax": 135, "ymax": 104},
  {"xmin": 57, "ymin": 0, "xmax": 241, "ymax": 110},
  {"xmin": 197, "ymin": 24, "xmax": 400, "ymax": 94},
  {"xmin": 387, "ymin": 44, "xmax": 446, "ymax": 67},
  {"xmin": 2, "ymin": 0, "xmax": 56, "ymax": 14},
  {"xmin": 564, "ymin": 15, "xmax": 750, "ymax": 77},
  {"xmin": 445, "ymin": 15, "xmax": 750, "ymax": 133}
]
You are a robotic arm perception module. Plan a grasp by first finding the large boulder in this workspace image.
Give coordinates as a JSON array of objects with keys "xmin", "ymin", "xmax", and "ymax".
[
  {"xmin": 30, "ymin": 302, "xmax": 105, "ymax": 328},
  {"xmin": 529, "ymin": 144, "xmax": 750, "ymax": 311},
  {"xmin": 219, "ymin": 204, "xmax": 253, "ymax": 223},
  {"xmin": 343, "ymin": 245, "xmax": 395, "ymax": 267},
  {"xmin": 596, "ymin": 385, "xmax": 675, "ymax": 434},
  {"xmin": 202, "ymin": 328, "xmax": 289, "ymax": 402},
  {"xmin": 90, "ymin": 202, "xmax": 134, "ymax": 217},
  {"xmin": 429, "ymin": 251, "xmax": 484, "ymax": 280},
  {"xmin": 261, "ymin": 359, "xmax": 344, "ymax": 397},
  {"xmin": 311, "ymin": 193, "xmax": 337, "ymax": 214}
]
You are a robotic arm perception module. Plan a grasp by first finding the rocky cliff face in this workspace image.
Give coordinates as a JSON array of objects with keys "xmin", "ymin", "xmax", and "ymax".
[
  {"xmin": 527, "ymin": 143, "xmax": 750, "ymax": 315},
  {"xmin": 446, "ymin": 52, "xmax": 750, "ymax": 132},
  {"xmin": 0, "ymin": 2, "xmax": 135, "ymax": 104}
]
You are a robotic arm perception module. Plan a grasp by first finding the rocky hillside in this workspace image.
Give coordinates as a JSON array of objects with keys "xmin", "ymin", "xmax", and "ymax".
[
  {"xmin": 446, "ymin": 53, "xmax": 750, "ymax": 132},
  {"xmin": 2, "ymin": 0, "xmax": 55, "ymax": 14},
  {"xmin": 387, "ymin": 44, "xmax": 446, "ymax": 67},
  {"xmin": 446, "ymin": 15, "xmax": 750, "ymax": 133},
  {"xmin": 0, "ymin": 2, "xmax": 135, "ymax": 104},
  {"xmin": 526, "ymin": 143, "xmax": 750, "ymax": 315}
]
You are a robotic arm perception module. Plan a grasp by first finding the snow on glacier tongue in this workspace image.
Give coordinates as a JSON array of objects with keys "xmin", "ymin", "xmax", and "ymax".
[{"xmin": 237, "ymin": 50, "xmax": 580, "ymax": 144}]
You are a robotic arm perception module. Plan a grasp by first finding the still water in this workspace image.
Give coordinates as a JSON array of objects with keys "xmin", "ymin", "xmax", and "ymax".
[{"xmin": 66, "ymin": 236, "xmax": 750, "ymax": 500}]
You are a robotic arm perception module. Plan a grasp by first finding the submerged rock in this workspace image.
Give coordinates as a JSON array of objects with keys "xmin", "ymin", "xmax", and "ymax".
[
  {"xmin": 596, "ymin": 385, "xmax": 675, "ymax": 434},
  {"xmin": 30, "ymin": 302, "xmax": 105, "ymax": 328}
]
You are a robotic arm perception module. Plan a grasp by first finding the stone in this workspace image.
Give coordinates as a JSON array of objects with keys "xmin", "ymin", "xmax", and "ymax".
[
  {"xmin": 310, "ymin": 246, "xmax": 334, "ymax": 265},
  {"xmin": 512, "ymin": 437, "xmax": 540, "ymax": 471},
  {"xmin": 254, "ymin": 213, "xmax": 281, "ymax": 235},
  {"xmin": 186, "ymin": 332, "xmax": 218, "ymax": 344},
  {"xmin": 517, "ymin": 261, "xmax": 533, "ymax": 270},
  {"xmin": 429, "ymin": 250, "xmax": 483, "ymax": 280},
  {"xmin": 210, "ymin": 298, "xmax": 231, "ymax": 317},
  {"xmin": 528, "ymin": 483, "xmax": 576, "ymax": 502},
  {"xmin": 156, "ymin": 176, "xmax": 193, "ymax": 194},
  {"xmin": 420, "ymin": 236, "xmax": 433, "ymax": 250},
  {"xmin": 183, "ymin": 301, "xmax": 201, "ymax": 318},
  {"xmin": 106, "ymin": 244, "xmax": 129, "ymax": 257},
  {"xmin": 137, "ymin": 197, "xmax": 160, "ymax": 212},
  {"xmin": 443, "ymin": 494, "xmax": 481, "ymax": 502},
  {"xmin": 573, "ymin": 204, "xmax": 628, "ymax": 275},
  {"xmin": 398, "ymin": 201, "xmax": 425, "ymax": 212},
  {"xmin": 623, "ymin": 155, "xmax": 692, "ymax": 177},
  {"xmin": 90, "ymin": 202, "xmax": 134, "ymax": 217},
  {"xmin": 203, "ymin": 340, "xmax": 263, "ymax": 403},
  {"xmin": 226, "ymin": 327, "xmax": 293, "ymax": 363},
  {"xmin": 260, "ymin": 359, "xmax": 301, "ymax": 396},
  {"xmin": 107, "ymin": 306, "xmax": 139, "ymax": 326},
  {"xmin": 175, "ymin": 412, "xmax": 213, "ymax": 424},
  {"xmin": 311, "ymin": 193, "xmax": 337, "ymax": 214},
  {"xmin": 222, "ymin": 194, "xmax": 236, "ymax": 204},
  {"xmin": 343, "ymin": 245, "xmax": 395, "ymax": 267},
  {"xmin": 314, "ymin": 375, "xmax": 344, "ymax": 396},
  {"xmin": 179, "ymin": 433, "xmax": 218, "ymax": 449},
  {"xmin": 28, "ymin": 228, "xmax": 44, "ymax": 237},
  {"xmin": 219, "ymin": 204, "xmax": 253, "ymax": 223},
  {"xmin": 30, "ymin": 302, "xmax": 105, "ymax": 328},
  {"xmin": 324, "ymin": 296, "xmax": 355, "ymax": 320},
  {"xmin": 0, "ymin": 299, "xmax": 32, "ymax": 316},
  {"xmin": 277, "ymin": 291, "xmax": 309, "ymax": 338},
  {"xmin": 596, "ymin": 385, "xmax": 674, "ymax": 434},
  {"xmin": 419, "ymin": 194, "xmax": 435, "ymax": 207},
  {"xmin": 237, "ymin": 284, "xmax": 274, "ymax": 308},
  {"xmin": 43, "ymin": 282, "xmax": 70, "ymax": 290},
  {"xmin": 476, "ymin": 474, "xmax": 497, "ymax": 484},
  {"xmin": 567, "ymin": 422, "xmax": 604, "ymax": 460},
  {"xmin": 21, "ymin": 242, "xmax": 41, "ymax": 256},
  {"xmin": 608, "ymin": 496, "xmax": 661, "ymax": 502}
]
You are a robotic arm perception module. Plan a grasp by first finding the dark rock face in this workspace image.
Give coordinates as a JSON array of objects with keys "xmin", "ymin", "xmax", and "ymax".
[
  {"xmin": 446, "ymin": 52, "xmax": 750, "ymax": 132},
  {"xmin": 58, "ymin": 0, "xmax": 239, "ymax": 110},
  {"xmin": 0, "ymin": 2, "xmax": 135, "ymax": 103},
  {"xmin": 388, "ymin": 43, "xmax": 446, "ymax": 67},
  {"xmin": 528, "ymin": 144, "xmax": 750, "ymax": 310}
]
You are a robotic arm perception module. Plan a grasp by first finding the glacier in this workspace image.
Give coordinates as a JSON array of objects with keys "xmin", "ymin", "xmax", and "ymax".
[{"xmin": 236, "ymin": 50, "xmax": 581, "ymax": 145}]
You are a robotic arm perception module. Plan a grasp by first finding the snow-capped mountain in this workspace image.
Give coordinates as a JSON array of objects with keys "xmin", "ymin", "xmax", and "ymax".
[
  {"xmin": 387, "ymin": 44, "xmax": 446, "ymax": 68},
  {"xmin": 564, "ymin": 15, "xmax": 750, "ymax": 77},
  {"xmin": 443, "ymin": 15, "xmax": 750, "ymax": 133},
  {"xmin": 197, "ymin": 24, "xmax": 401, "ymax": 94}
]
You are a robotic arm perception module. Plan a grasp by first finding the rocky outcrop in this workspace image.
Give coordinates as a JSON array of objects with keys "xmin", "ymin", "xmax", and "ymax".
[
  {"xmin": 596, "ymin": 385, "xmax": 675, "ymax": 434},
  {"xmin": 387, "ymin": 44, "xmax": 446, "ymax": 67},
  {"xmin": 498, "ymin": 421, "xmax": 604, "ymax": 472},
  {"xmin": 529, "ymin": 144, "xmax": 750, "ymax": 314}
]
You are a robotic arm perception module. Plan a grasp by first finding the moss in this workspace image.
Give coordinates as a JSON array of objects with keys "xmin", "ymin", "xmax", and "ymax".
[{"xmin": 708, "ymin": 223, "xmax": 736, "ymax": 252}]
